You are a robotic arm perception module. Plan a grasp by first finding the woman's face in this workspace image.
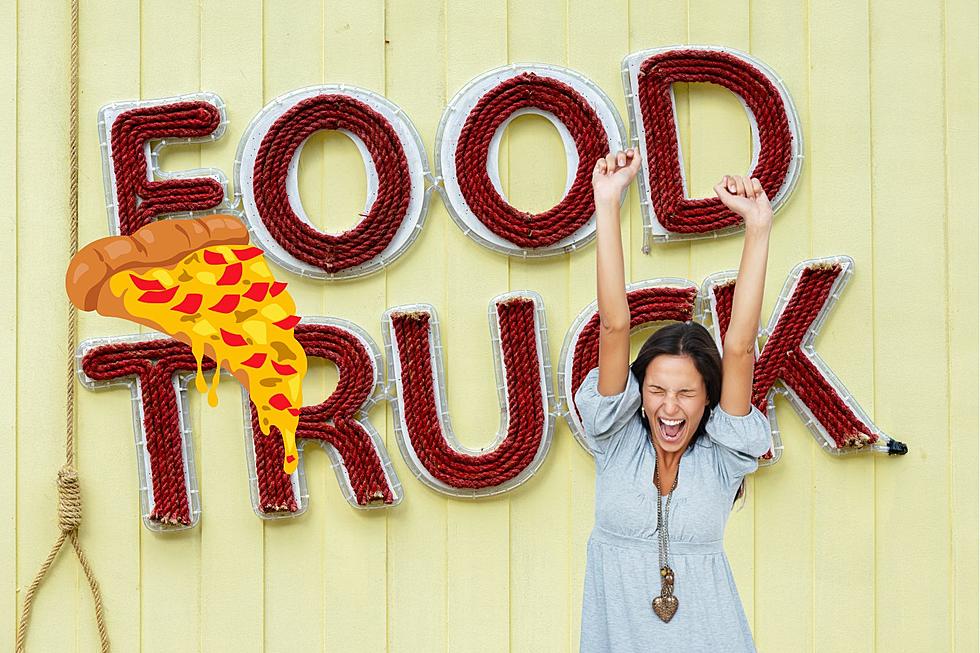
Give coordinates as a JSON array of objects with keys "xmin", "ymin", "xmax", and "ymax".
[{"xmin": 642, "ymin": 354, "xmax": 709, "ymax": 454}]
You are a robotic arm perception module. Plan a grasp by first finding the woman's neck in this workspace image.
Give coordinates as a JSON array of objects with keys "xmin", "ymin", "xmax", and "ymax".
[
  {"xmin": 654, "ymin": 442, "xmax": 685, "ymax": 468},
  {"xmin": 653, "ymin": 441, "xmax": 684, "ymax": 494}
]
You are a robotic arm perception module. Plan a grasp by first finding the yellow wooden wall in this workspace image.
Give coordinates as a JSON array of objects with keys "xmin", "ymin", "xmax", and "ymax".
[{"xmin": 4, "ymin": 0, "xmax": 977, "ymax": 651}]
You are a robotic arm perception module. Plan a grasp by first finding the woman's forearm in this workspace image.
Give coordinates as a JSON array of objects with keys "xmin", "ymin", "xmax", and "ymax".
[
  {"xmin": 725, "ymin": 224, "xmax": 771, "ymax": 353},
  {"xmin": 595, "ymin": 197, "xmax": 630, "ymax": 331}
]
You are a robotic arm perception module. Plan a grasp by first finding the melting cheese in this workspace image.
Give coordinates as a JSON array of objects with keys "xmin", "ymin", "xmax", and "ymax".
[{"xmin": 108, "ymin": 244, "xmax": 307, "ymax": 474}]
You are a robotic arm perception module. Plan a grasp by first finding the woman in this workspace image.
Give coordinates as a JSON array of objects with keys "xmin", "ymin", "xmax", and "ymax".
[{"xmin": 575, "ymin": 149, "xmax": 774, "ymax": 652}]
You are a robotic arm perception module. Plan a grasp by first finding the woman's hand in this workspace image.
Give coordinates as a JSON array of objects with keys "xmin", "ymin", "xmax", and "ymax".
[
  {"xmin": 713, "ymin": 174, "xmax": 773, "ymax": 232},
  {"xmin": 592, "ymin": 148, "xmax": 642, "ymax": 205}
]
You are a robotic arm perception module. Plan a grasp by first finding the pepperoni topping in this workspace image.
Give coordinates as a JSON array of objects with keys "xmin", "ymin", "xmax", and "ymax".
[
  {"xmin": 271, "ymin": 361, "xmax": 297, "ymax": 375},
  {"xmin": 217, "ymin": 263, "xmax": 243, "ymax": 285},
  {"xmin": 287, "ymin": 409, "xmax": 301, "ymax": 417},
  {"xmin": 219, "ymin": 329, "xmax": 248, "ymax": 346},
  {"xmin": 138, "ymin": 286, "xmax": 179, "ymax": 303},
  {"xmin": 243, "ymin": 282, "xmax": 269, "ymax": 302},
  {"xmin": 203, "ymin": 250, "xmax": 227, "ymax": 265},
  {"xmin": 171, "ymin": 293, "xmax": 203, "ymax": 314},
  {"xmin": 232, "ymin": 246, "xmax": 264, "ymax": 261},
  {"xmin": 285, "ymin": 454, "xmax": 297, "ymax": 463},
  {"xmin": 241, "ymin": 352, "xmax": 267, "ymax": 368},
  {"xmin": 268, "ymin": 393, "xmax": 291, "ymax": 410},
  {"xmin": 269, "ymin": 282, "xmax": 287, "ymax": 297},
  {"xmin": 273, "ymin": 315, "xmax": 301, "ymax": 330},
  {"xmin": 209, "ymin": 294, "xmax": 241, "ymax": 313},
  {"xmin": 129, "ymin": 274, "xmax": 165, "ymax": 291}
]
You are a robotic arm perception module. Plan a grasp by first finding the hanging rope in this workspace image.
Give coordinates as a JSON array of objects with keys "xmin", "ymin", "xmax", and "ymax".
[{"xmin": 16, "ymin": 0, "xmax": 111, "ymax": 649}]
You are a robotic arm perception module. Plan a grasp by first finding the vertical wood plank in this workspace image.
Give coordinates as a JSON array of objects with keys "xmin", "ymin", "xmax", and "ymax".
[
  {"xmin": 747, "ymin": 2, "xmax": 815, "ymax": 651},
  {"xmin": 0, "ymin": 0, "xmax": 16, "ymax": 648},
  {"xmin": 506, "ymin": 1, "xmax": 570, "ymax": 651},
  {"xmin": 319, "ymin": 2, "xmax": 389, "ymax": 650},
  {"xmin": 869, "ymin": 0, "xmax": 950, "ymax": 650},
  {"xmin": 565, "ymin": 0, "xmax": 629, "ymax": 650},
  {"xmin": 74, "ymin": 0, "xmax": 143, "ymax": 649},
  {"xmin": 685, "ymin": 1, "xmax": 773, "ymax": 643},
  {"xmin": 443, "ymin": 1, "xmax": 511, "ymax": 652},
  {"xmin": 261, "ymin": 2, "xmax": 327, "ymax": 650},
  {"xmin": 16, "ymin": 1, "xmax": 76, "ymax": 650},
  {"xmin": 807, "ymin": 0, "xmax": 876, "ymax": 651},
  {"xmin": 630, "ymin": 3, "xmax": 692, "ymax": 285},
  {"xmin": 137, "ymin": 2, "xmax": 204, "ymax": 649},
  {"xmin": 944, "ymin": 1, "xmax": 979, "ymax": 651},
  {"xmin": 199, "ymin": 1, "xmax": 265, "ymax": 650},
  {"xmin": 384, "ymin": 1, "xmax": 449, "ymax": 650}
]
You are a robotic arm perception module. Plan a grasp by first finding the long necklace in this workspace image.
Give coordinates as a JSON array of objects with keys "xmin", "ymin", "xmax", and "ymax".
[{"xmin": 652, "ymin": 454, "xmax": 679, "ymax": 622}]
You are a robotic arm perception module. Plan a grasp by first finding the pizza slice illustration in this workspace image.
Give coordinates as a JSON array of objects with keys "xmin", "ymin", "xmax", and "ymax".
[{"xmin": 66, "ymin": 214, "xmax": 307, "ymax": 474}]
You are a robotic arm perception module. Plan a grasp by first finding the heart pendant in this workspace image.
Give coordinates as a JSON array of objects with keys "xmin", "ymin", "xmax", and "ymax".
[
  {"xmin": 652, "ymin": 593, "xmax": 678, "ymax": 622},
  {"xmin": 653, "ymin": 565, "xmax": 678, "ymax": 622}
]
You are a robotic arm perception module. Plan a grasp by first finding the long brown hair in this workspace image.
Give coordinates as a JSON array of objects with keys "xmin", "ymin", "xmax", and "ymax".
[{"xmin": 629, "ymin": 321, "xmax": 747, "ymax": 508}]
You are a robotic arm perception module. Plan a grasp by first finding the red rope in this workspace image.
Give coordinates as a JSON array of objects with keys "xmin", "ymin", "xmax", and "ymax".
[
  {"xmin": 454, "ymin": 72, "xmax": 608, "ymax": 248},
  {"xmin": 251, "ymin": 94, "xmax": 412, "ymax": 273},
  {"xmin": 711, "ymin": 264, "xmax": 878, "ymax": 449},
  {"xmin": 636, "ymin": 49, "xmax": 793, "ymax": 233},
  {"xmin": 81, "ymin": 339, "xmax": 217, "ymax": 525},
  {"xmin": 78, "ymin": 268, "xmax": 879, "ymax": 512},
  {"xmin": 251, "ymin": 323, "xmax": 396, "ymax": 512},
  {"xmin": 81, "ymin": 325, "xmax": 398, "ymax": 524},
  {"xmin": 389, "ymin": 297, "xmax": 545, "ymax": 488},
  {"xmin": 109, "ymin": 101, "xmax": 225, "ymax": 236}
]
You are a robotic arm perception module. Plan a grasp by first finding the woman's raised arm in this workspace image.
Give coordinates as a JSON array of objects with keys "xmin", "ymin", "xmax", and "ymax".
[
  {"xmin": 712, "ymin": 174, "xmax": 774, "ymax": 416},
  {"xmin": 591, "ymin": 149, "xmax": 642, "ymax": 396}
]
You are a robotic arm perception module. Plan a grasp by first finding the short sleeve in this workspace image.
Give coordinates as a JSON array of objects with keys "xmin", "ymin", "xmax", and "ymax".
[
  {"xmin": 572, "ymin": 367, "xmax": 641, "ymax": 455},
  {"xmin": 704, "ymin": 403, "xmax": 773, "ymax": 485}
]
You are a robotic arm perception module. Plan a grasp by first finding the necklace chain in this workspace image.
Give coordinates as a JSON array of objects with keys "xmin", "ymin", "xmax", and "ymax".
[
  {"xmin": 654, "ymin": 455, "xmax": 678, "ymax": 571},
  {"xmin": 652, "ymin": 441, "xmax": 680, "ymax": 621}
]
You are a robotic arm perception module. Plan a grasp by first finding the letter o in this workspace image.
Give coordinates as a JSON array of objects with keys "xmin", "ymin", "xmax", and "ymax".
[
  {"xmin": 436, "ymin": 64, "xmax": 627, "ymax": 257},
  {"xmin": 236, "ymin": 86, "xmax": 434, "ymax": 278}
]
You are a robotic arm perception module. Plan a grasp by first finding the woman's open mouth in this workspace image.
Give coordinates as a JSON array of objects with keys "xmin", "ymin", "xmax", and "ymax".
[{"xmin": 657, "ymin": 417, "xmax": 686, "ymax": 442}]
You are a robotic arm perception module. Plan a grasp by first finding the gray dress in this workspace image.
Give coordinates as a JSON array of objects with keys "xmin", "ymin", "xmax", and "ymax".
[{"xmin": 574, "ymin": 366, "xmax": 773, "ymax": 653}]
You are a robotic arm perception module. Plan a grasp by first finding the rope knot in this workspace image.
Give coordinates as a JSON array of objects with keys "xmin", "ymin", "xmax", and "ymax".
[{"xmin": 56, "ymin": 465, "xmax": 82, "ymax": 532}]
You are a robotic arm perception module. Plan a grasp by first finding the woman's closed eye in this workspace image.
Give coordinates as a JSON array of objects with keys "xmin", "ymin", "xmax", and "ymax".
[{"xmin": 648, "ymin": 388, "xmax": 696, "ymax": 397}]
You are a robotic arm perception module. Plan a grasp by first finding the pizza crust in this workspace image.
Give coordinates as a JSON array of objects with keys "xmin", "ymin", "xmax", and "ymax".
[{"xmin": 66, "ymin": 215, "xmax": 250, "ymax": 312}]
